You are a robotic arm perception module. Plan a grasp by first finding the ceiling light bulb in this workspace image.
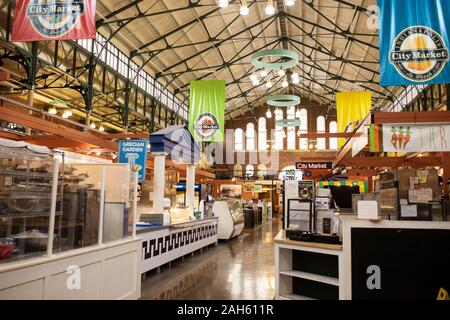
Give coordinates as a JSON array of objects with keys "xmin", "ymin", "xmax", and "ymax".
[
  {"xmin": 252, "ymin": 79, "xmax": 260, "ymax": 86},
  {"xmin": 278, "ymin": 69, "xmax": 286, "ymax": 77},
  {"xmin": 250, "ymin": 74, "xmax": 257, "ymax": 81},
  {"xmin": 218, "ymin": 0, "xmax": 229, "ymax": 8},
  {"xmin": 90, "ymin": 123, "xmax": 96, "ymax": 129},
  {"xmin": 48, "ymin": 107, "xmax": 57, "ymax": 115},
  {"xmin": 260, "ymin": 69, "xmax": 268, "ymax": 77},
  {"xmin": 240, "ymin": 5, "xmax": 249, "ymax": 16},
  {"xmin": 99, "ymin": 125, "xmax": 105, "ymax": 132},
  {"xmin": 292, "ymin": 77, "xmax": 300, "ymax": 84},
  {"xmin": 66, "ymin": 110, "xmax": 73, "ymax": 117},
  {"xmin": 292, "ymin": 72, "xmax": 299, "ymax": 79},
  {"xmin": 266, "ymin": 80, "xmax": 273, "ymax": 88},
  {"xmin": 282, "ymin": 80, "xmax": 289, "ymax": 88},
  {"xmin": 284, "ymin": 0, "xmax": 296, "ymax": 6},
  {"xmin": 265, "ymin": 4, "xmax": 275, "ymax": 15},
  {"xmin": 62, "ymin": 112, "xmax": 69, "ymax": 119},
  {"xmin": 266, "ymin": 109, "xmax": 272, "ymax": 119}
]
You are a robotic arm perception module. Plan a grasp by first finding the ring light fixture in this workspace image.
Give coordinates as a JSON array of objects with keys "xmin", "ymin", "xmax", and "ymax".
[{"xmin": 267, "ymin": 95, "xmax": 301, "ymax": 107}]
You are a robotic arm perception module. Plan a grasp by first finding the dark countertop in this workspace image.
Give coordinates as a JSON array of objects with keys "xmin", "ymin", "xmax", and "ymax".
[{"xmin": 136, "ymin": 217, "xmax": 218, "ymax": 235}]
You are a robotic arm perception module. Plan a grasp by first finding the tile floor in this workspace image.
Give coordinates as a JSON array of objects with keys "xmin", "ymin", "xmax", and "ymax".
[{"xmin": 141, "ymin": 219, "xmax": 281, "ymax": 300}]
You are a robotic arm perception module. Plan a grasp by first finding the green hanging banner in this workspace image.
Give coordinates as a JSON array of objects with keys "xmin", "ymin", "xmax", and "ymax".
[{"xmin": 189, "ymin": 80, "xmax": 225, "ymax": 142}]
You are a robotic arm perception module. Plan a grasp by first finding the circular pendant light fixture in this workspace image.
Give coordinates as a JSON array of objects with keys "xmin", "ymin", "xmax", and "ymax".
[
  {"xmin": 251, "ymin": 49, "xmax": 299, "ymax": 71},
  {"xmin": 267, "ymin": 95, "xmax": 301, "ymax": 107},
  {"xmin": 275, "ymin": 119, "xmax": 302, "ymax": 128}
]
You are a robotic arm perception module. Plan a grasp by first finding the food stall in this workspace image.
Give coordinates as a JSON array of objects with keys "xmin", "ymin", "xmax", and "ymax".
[
  {"xmin": 137, "ymin": 126, "xmax": 218, "ymax": 275},
  {"xmin": 0, "ymin": 138, "xmax": 141, "ymax": 300}
]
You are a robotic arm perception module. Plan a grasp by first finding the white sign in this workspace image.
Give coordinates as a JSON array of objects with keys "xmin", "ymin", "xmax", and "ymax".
[
  {"xmin": 401, "ymin": 205, "xmax": 418, "ymax": 218},
  {"xmin": 381, "ymin": 124, "xmax": 450, "ymax": 152},
  {"xmin": 357, "ymin": 200, "xmax": 379, "ymax": 220}
]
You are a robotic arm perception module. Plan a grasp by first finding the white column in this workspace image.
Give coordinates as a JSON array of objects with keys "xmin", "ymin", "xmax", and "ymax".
[
  {"xmin": 153, "ymin": 153, "xmax": 166, "ymax": 214},
  {"xmin": 186, "ymin": 164, "xmax": 196, "ymax": 213}
]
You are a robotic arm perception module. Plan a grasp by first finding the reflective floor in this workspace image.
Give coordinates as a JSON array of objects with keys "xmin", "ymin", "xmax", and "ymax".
[{"xmin": 141, "ymin": 219, "xmax": 281, "ymax": 300}]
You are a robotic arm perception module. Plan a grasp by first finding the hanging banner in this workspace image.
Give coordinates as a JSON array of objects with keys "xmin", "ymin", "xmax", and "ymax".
[
  {"xmin": 370, "ymin": 124, "xmax": 450, "ymax": 153},
  {"xmin": 378, "ymin": 0, "xmax": 450, "ymax": 86},
  {"xmin": 118, "ymin": 139, "xmax": 148, "ymax": 183},
  {"xmin": 336, "ymin": 92, "xmax": 372, "ymax": 148},
  {"xmin": 189, "ymin": 80, "xmax": 225, "ymax": 142},
  {"xmin": 11, "ymin": 0, "xmax": 96, "ymax": 42}
]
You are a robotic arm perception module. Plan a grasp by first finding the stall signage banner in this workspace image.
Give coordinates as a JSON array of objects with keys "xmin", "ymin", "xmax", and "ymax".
[
  {"xmin": 370, "ymin": 124, "xmax": 450, "ymax": 152},
  {"xmin": 189, "ymin": 80, "xmax": 225, "ymax": 142},
  {"xmin": 11, "ymin": 0, "xmax": 97, "ymax": 42},
  {"xmin": 296, "ymin": 162, "xmax": 332, "ymax": 170},
  {"xmin": 336, "ymin": 92, "xmax": 372, "ymax": 148},
  {"xmin": 378, "ymin": 0, "xmax": 450, "ymax": 86},
  {"xmin": 118, "ymin": 139, "xmax": 148, "ymax": 182}
]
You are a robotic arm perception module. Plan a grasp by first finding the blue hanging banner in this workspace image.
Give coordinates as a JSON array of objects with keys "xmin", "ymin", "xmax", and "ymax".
[
  {"xmin": 379, "ymin": 0, "xmax": 450, "ymax": 86},
  {"xmin": 118, "ymin": 139, "xmax": 148, "ymax": 182}
]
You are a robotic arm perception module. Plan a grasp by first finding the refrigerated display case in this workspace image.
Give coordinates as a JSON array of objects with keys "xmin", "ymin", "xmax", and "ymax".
[{"xmin": 213, "ymin": 199, "xmax": 244, "ymax": 240}]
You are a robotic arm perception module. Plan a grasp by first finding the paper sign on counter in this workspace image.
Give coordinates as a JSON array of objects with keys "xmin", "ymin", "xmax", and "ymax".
[{"xmin": 357, "ymin": 200, "xmax": 379, "ymax": 220}]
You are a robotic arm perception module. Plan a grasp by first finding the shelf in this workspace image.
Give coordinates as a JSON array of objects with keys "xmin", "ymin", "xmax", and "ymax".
[
  {"xmin": 280, "ymin": 270, "xmax": 339, "ymax": 287},
  {"xmin": 0, "ymin": 170, "xmax": 54, "ymax": 179},
  {"xmin": 279, "ymin": 294, "xmax": 317, "ymax": 301},
  {"xmin": 0, "ymin": 211, "xmax": 63, "ymax": 219}
]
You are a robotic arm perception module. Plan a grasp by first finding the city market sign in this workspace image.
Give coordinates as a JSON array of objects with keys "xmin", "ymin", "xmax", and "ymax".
[{"xmin": 296, "ymin": 162, "xmax": 333, "ymax": 170}]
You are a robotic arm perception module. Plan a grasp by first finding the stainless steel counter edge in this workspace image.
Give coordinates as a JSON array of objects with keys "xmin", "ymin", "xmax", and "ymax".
[{"xmin": 136, "ymin": 217, "xmax": 219, "ymax": 234}]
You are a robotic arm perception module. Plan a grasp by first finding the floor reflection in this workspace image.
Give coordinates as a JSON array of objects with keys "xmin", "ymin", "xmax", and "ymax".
[{"xmin": 141, "ymin": 219, "xmax": 281, "ymax": 300}]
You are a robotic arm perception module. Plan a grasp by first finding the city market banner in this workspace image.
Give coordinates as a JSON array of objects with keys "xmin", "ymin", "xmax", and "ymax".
[
  {"xmin": 336, "ymin": 92, "xmax": 372, "ymax": 148},
  {"xmin": 370, "ymin": 124, "xmax": 450, "ymax": 153},
  {"xmin": 11, "ymin": 0, "xmax": 96, "ymax": 42},
  {"xmin": 189, "ymin": 80, "xmax": 225, "ymax": 142},
  {"xmin": 378, "ymin": 0, "xmax": 450, "ymax": 86}
]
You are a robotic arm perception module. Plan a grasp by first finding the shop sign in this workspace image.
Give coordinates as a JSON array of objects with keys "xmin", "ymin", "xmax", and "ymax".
[
  {"xmin": 370, "ymin": 124, "xmax": 450, "ymax": 153},
  {"xmin": 11, "ymin": 0, "xmax": 96, "ymax": 42},
  {"xmin": 379, "ymin": 0, "xmax": 450, "ymax": 86},
  {"xmin": 296, "ymin": 162, "xmax": 332, "ymax": 170},
  {"xmin": 243, "ymin": 183, "xmax": 255, "ymax": 193},
  {"xmin": 118, "ymin": 139, "xmax": 148, "ymax": 182}
]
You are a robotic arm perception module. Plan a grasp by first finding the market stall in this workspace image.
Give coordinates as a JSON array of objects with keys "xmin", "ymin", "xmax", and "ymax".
[{"xmin": 0, "ymin": 138, "xmax": 141, "ymax": 300}]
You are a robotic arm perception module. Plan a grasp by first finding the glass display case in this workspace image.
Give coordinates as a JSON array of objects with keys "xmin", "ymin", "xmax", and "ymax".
[
  {"xmin": 0, "ymin": 140, "xmax": 58, "ymax": 263},
  {"xmin": 0, "ymin": 139, "xmax": 138, "ymax": 264}
]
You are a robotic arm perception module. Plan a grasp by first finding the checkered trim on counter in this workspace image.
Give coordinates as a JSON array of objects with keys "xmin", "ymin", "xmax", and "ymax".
[{"xmin": 142, "ymin": 224, "xmax": 217, "ymax": 260}]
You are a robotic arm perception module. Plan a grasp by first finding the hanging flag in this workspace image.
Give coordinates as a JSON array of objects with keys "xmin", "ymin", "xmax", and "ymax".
[
  {"xmin": 336, "ymin": 92, "xmax": 372, "ymax": 148},
  {"xmin": 379, "ymin": 0, "xmax": 450, "ymax": 86},
  {"xmin": 11, "ymin": 0, "xmax": 97, "ymax": 42},
  {"xmin": 370, "ymin": 123, "xmax": 450, "ymax": 153},
  {"xmin": 189, "ymin": 80, "xmax": 225, "ymax": 142}
]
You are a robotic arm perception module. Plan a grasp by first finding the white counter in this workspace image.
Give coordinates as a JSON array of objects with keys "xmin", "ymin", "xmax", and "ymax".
[{"xmin": 139, "ymin": 218, "xmax": 218, "ymax": 274}]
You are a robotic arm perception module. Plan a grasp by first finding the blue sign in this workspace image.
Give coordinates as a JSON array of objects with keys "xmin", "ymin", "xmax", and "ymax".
[
  {"xmin": 379, "ymin": 0, "xmax": 450, "ymax": 86},
  {"xmin": 118, "ymin": 139, "xmax": 148, "ymax": 182}
]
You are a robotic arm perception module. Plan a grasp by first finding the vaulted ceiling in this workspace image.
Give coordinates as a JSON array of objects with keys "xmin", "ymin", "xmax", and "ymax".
[{"xmin": 95, "ymin": 0, "xmax": 399, "ymax": 120}]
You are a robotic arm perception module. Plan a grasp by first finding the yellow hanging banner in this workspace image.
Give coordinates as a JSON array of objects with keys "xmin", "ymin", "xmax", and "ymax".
[{"xmin": 336, "ymin": 92, "xmax": 372, "ymax": 148}]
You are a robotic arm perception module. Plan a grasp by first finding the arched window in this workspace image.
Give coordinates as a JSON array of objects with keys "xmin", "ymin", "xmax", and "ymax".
[
  {"xmin": 275, "ymin": 109, "xmax": 284, "ymax": 150},
  {"xmin": 298, "ymin": 109, "xmax": 308, "ymax": 150},
  {"xmin": 234, "ymin": 128, "xmax": 244, "ymax": 151},
  {"xmin": 317, "ymin": 116, "xmax": 326, "ymax": 150},
  {"xmin": 287, "ymin": 106, "xmax": 296, "ymax": 150},
  {"xmin": 258, "ymin": 118, "xmax": 267, "ymax": 151},
  {"xmin": 246, "ymin": 165, "xmax": 255, "ymax": 179},
  {"xmin": 258, "ymin": 164, "xmax": 267, "ymax": 179},
  {"xmin": 233, "ymin": 164, "xmax": 243, "ymax": 178},
  {"xmin": 329, "ymin": 121, "xmax": 338, "ymax": 150},
  {"xmin": 246, "ymin": 123, "xmax": 256, "ymax": 151}
]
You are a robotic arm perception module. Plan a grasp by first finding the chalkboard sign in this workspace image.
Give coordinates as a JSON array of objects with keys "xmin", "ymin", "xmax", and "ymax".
[{"xmin": 351, "ymin": 228, "xmax": 450, "ymax": 300}]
